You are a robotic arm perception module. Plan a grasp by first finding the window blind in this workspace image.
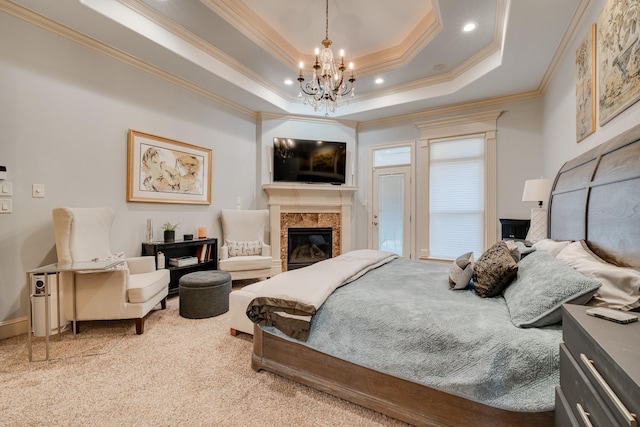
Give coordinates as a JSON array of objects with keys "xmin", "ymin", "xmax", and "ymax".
[{"xmin": 429, "ymin": 137, "xmax": 485, "ymax": 259}]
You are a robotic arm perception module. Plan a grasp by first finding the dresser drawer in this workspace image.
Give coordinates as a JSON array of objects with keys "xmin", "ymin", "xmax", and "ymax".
[
  {"xmin": 563, "ymin": 306, "xmax": 640, "ymax": 426},
  {"xmin": 560, "ymin": 343, "xmax": 617, "ymax": 426},
  {"xmin": 555, "ymin": 386, "xmax": 579, "ymax": 427}
]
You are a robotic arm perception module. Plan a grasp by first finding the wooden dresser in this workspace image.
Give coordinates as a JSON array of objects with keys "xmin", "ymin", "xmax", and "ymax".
[{"xmin": 556, "ymin": 304, "xmax": 640, "ymax": 427}]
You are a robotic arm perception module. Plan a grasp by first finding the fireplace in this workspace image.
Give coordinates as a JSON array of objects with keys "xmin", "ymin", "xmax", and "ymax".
[
  {"xmin": 263, "ymin": 183, "xmax": 357, "ymax": 274},
  {"xmin": 287, "ymin": 227, "xmax": 332, "ymax": 270}
]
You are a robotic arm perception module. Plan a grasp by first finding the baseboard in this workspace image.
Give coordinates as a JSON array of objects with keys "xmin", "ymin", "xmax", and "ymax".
[{"xmin": 0, "ymin": 316, "xmax": 27, "ymax": 340}]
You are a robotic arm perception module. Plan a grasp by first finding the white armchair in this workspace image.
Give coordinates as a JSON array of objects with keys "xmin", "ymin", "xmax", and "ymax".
[
  {"xmin": 52, "ymin": 207, "xmax": 169, "ymax": 334},
  {"xmin": 218, "ymin": 209, "xmax": 274, "ymax": 281}
]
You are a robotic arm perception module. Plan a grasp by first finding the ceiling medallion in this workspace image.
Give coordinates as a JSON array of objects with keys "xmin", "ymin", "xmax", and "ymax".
[{"xmin": 297, "ymin": 0, "xmax": 356, "ymax": 116}]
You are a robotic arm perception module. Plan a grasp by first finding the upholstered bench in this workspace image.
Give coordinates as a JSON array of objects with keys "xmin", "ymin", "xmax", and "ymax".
[
  {"xmin": 229, "ymin": 281, "xmax": 265, "ymax": 336},
  {"xmin": 179, "ymin": 271, "xmax": 232, "ymax": 319}
]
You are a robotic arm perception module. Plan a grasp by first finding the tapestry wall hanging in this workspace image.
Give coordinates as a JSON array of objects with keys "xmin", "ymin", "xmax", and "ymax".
[{"xmin": 597, "ymin": 0, "xmax": 640, "ymax": 125}]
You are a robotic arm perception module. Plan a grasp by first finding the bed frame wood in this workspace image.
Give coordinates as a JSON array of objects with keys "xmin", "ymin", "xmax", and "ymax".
[{"xmin": 252, "ymin": 122, "xmax": 640, "ymax": 427}]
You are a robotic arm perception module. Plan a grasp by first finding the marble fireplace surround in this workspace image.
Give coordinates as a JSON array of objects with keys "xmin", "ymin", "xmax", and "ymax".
[{"xmin": 263, "ymin": 183, "xmax": 357, "ymax": 273}]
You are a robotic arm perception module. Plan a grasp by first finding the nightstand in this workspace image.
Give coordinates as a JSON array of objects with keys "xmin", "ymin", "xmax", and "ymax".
[{"xmin": 555, "ymin": 304, "xmax": 639, "ymax": 426}]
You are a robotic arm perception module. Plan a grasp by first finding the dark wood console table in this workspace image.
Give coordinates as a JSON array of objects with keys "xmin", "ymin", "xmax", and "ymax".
[{"xmin": 142, "ymin": 238, "xmax": 218, "ymax": 296}]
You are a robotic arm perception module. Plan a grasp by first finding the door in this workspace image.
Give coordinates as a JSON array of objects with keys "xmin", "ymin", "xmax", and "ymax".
[{"xmin": 372, "ymin": 165, "xmax": 411, "ymax": 256}]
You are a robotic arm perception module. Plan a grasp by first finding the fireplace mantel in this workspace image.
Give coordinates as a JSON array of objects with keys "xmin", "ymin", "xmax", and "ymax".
[
  {"xmin": 263, "ymin": 183, "xmax": 357, "ymax": 274},
  {"xmin": 263, "ymin": 183, "xmax": 357, "ymax": 208}
]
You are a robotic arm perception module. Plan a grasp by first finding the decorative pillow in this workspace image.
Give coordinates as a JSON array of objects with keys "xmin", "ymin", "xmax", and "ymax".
[
  {"xmin": 556, "ymin": 241, "xmax": 640, "ymax": 311},
  {"xmin": 504, "ymin": 240, "xmax": 521, "ymax": 263},
  {"xmin": 473, "ymin": 242, "xmax": 519, "ymax": 298},
  {"xmin": 226, "ymin": 240, "xmax": 263, "ymax": 257},
  {"xmin": 504, "ymin": 250, "xmax": 601, "ymax": 327},
  {"xmin": 448, "ymin": 252, "xmax": 474, "ymax": 290},
  {"xmin": 532, "ymin": 239, "xmax": 571, "ymax": 257},
  {"xmin": 513, "ymin": 240, "xmax": 536, "ymax": 258}
]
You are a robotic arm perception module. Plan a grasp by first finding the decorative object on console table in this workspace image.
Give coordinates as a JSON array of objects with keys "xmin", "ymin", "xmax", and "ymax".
[
  {"xmin": 522, "ymin": 178, "xmax": 553, "ymax": 243},
  {"xmin": 556, "ymin": 304, "xmax": 639, "ymax": 427},
  {"xmin": 162, "ymin": 222, "xmax": 179, "ymax": 243},
  {"xmin": 198, "ymin": 226, "xmax": 207, "ymax": 239},
  {"xmin": 141, "ymin": 238, "xmax": 218, "ymax": 296}
]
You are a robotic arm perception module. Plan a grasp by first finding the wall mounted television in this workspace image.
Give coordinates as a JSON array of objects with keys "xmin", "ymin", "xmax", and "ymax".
[{"xmin": 272, "ymin": 137, "xmax": 347, "ymax": 184}]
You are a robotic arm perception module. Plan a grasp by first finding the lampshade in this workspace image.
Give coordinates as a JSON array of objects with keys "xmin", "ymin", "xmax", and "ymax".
[{"xmin": 522, "ymin": 178, "xmax": 553, "ymax": 207}]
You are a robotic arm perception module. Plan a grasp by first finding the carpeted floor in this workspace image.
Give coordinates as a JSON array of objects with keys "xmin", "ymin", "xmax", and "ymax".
[{"xmin": 0, "ymin": 296, "xmax": 408, "ymax": 427}]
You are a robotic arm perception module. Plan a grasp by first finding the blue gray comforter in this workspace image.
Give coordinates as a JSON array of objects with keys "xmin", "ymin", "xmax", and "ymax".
[{"xmin": 261, "ymin": 257, "xmax": 562, "ymax": 412}]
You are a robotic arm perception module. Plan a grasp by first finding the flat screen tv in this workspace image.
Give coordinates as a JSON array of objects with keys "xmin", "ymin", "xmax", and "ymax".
[{"xmin": 272, "ymin": 137, "xmax": 346, "ymax": 184}]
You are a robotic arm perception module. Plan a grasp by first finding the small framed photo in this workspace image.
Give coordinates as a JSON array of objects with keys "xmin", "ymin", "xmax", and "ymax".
[{"xmin": 127, "ymin": 129, "xmax": 212, "ymax": 204}]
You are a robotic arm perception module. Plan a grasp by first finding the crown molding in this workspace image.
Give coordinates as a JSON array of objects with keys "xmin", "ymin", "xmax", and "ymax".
[
  {"xmin": 359, "ymin": 89, "xmax": 542, "ymax": 130},
  {"xmin": 258, "ymin": 112, "xmax": 358, "ymax": 128},
  {"xmin": 0, "ymin": 0, "xmax": 256, "ymax": 119},
  {"xmin": 201, "ymin": 0, "xmax": 301, "ymax": 70},
  {"xmin": 203, "ymin": 0, "xmax": 444, "ymax": 79},
  {"xmin": 415, "ymin": 108, "xmax": 504, "ymax": 131},
  {"xmin": 119, "ymin": 0, "xmax": 288, "ymax": 98},
  {"xmin": 538, "ymin": 0, "xmax": 592, "ymax": 93}
]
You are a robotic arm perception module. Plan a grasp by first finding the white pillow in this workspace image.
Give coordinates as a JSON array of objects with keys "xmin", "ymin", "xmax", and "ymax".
[
  {"xmin": 532, "ymin": 239, "xmax": 571, "ymax": 257},
  {"xmin": 556, "ymin": 241, "xmax": 640, "ymax": 311}
]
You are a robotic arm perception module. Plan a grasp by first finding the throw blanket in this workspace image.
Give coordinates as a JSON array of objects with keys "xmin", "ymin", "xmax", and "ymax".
[{"xmin": 247, "ymin": 249, "xmax": 398, "ymax": 340}]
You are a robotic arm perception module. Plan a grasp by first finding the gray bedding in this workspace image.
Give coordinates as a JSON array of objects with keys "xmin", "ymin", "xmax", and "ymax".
[{"xmin": 261, "ymin": 257, "xmax": 562, "ymax": 412}]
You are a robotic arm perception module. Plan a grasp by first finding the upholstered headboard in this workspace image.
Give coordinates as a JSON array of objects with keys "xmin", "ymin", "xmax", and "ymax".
[{"xmin": 549, "ymin": 123, "xmax": 640, "ymax": 268}]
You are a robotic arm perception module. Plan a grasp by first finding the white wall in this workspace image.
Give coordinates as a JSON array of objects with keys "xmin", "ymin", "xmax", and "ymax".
[
  {"xmin": 542, "ymin": 0, "xmax": 640, "ymax": 176},
  {"xmin": 0, "ymin": 13, "xmax": 258, "ymax": 330},
  {"xmin": 357, "ymin": 97, "xmax": 545, "ymax": 254}
]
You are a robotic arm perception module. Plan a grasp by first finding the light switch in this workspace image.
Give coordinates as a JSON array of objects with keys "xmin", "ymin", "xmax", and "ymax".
[
  {"xmin": 32, "ymin": 184, "xmax": 45, "ymax": 198},
  {"xmin": 1, "ymin": 182, "xmax": 11, "ymax": 196},
  {"xmin": 1, "ymin": 199, "xmax": 12, "ymax": 213}
]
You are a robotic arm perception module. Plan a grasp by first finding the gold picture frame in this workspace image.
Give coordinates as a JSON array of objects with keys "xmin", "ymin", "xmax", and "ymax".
[
  {"xmin": 576, "ymin": 24, "xmax": 596, "ymax": 142},
  {"xmin": 127, "ymin": 129, "xmax": 212, "ymax": 204},
  {"xmin": 597, "ymin": 0, "xmax": 640, "ymax": 125}
]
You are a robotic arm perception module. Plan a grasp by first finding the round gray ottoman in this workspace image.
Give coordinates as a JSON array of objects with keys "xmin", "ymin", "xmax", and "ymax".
[{"xmin": 179, "ymin": 271, "xmax": 232, "ymax": 319}]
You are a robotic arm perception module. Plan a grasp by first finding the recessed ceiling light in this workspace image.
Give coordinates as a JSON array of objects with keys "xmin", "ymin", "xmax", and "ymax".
[
  {"xmin": 284, "ymin": 79, "xmax": 293, "ymax": 85},
  {"xmin": 463, "ymin": 22, "xmax": 477, "ymax": 32},
  {"xmin": 375, "ymin": 78, "xmax": 384, "ymax": 84}
]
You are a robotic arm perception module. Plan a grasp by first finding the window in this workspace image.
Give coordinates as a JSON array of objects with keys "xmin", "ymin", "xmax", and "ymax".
[
  {"xmin": 429, "ymin": 137, "xmax": 484, "ymax": 258},
  {"xmin": 416, "ymin": 110, "xmax": 501, "ymax": 260}
]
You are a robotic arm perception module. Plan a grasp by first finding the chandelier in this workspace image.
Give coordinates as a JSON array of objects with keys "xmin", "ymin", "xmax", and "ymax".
[{"xmin": 297, "ymin": 0, "xmax": 355, "ymax": 116}]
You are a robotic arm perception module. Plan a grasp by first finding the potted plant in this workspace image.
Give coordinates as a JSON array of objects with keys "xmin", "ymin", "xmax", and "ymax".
[{"xmin": 162, "ymin": 222, "xmax": 179, "ymax": 242}]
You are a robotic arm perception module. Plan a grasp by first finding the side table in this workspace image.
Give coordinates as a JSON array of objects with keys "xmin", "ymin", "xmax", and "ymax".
[{"xmin": 26, "ymin": 259, "xmax": 124, "ymax": 361}]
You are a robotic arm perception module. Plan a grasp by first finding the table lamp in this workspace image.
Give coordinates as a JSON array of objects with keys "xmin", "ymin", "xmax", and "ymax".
[{"xmin": 522, "ymin": 178, "xmax": 553, "ymax": 242}]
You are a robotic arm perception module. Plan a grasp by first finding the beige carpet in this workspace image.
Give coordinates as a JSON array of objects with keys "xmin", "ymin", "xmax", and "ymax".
[{"xmin": 0, "ymin": 297, "xmax": 409, "ymax": 427}]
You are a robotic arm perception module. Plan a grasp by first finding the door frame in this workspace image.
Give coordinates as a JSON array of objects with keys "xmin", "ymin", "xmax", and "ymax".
[{"xmin": 368, "ymin": 141, "xmax": 416, "ymax": 258}]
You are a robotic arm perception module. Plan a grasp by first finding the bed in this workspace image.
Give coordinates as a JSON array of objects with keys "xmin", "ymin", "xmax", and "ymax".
[{"xmin": 250, "ymin": 122, "xmax": 640, "ymax": 427}]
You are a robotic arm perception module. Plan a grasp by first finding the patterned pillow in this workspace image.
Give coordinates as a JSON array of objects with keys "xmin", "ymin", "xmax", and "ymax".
[
  {"xmin": 473, "ymin": 241, "xmax": 518, "ymax": 298},
  {"xmin": 449, "ymin": 252, "xmax": 474, "ymax": 290},
  {"xmin": 226, "ymin": 240, "xmax": 263, "ymax": 257}
]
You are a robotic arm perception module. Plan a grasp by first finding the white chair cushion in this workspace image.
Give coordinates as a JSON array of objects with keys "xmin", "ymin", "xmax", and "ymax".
[
  {"xmin": 219, "ymin": 255, "xmax": 272, "ymax": 272},
  {"xmin": 127, "ymin": 269, "xmax": 170, "ymax": 304}
]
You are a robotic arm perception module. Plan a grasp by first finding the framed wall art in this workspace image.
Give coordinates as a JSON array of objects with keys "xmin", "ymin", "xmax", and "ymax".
[
  {"xmin": 576, "ymin": 24, "xmax": 596, "ymax": 142},
  {"xmin": 127, "ymin": 129, "xmax": 212, "ymax": 204},
  {"xmin": 597, "ymin": 0, "xmax": 640, "ymax": 125}
]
